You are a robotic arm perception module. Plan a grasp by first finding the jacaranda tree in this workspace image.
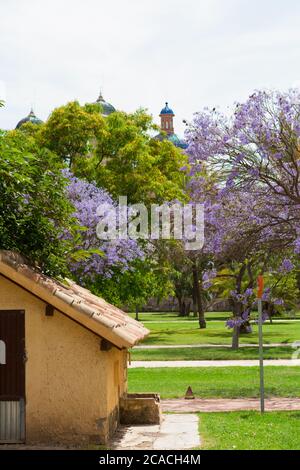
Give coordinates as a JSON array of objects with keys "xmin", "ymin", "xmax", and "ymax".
[{"xmin": 186, "ymin": 89, "xmax": 300, "ymax": 347}]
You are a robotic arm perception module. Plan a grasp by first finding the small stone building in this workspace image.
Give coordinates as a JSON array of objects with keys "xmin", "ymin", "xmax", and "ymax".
[{"xmin": 0, "ymin": 251, "xmax": 149, "ymax": 445}]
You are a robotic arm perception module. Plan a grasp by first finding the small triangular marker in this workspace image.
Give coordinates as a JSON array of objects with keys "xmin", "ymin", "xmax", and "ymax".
[{"xmin": 185, "ymin": 386, "xmax": 195, "ymax": 400}]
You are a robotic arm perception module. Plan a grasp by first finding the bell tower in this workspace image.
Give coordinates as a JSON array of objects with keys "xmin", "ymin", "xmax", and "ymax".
[{"xmin": 159, "ymin": 102, "xmax": 174, "ymax": 135}]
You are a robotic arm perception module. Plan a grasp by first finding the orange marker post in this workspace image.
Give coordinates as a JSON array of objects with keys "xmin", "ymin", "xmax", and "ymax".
[
  {"xmin": 257, "ymin": 275, "xmax": 265, "ymax": 413},
  {"xmin": 257, "ymin": 275, "xmax": 264, "ymax": 299}
]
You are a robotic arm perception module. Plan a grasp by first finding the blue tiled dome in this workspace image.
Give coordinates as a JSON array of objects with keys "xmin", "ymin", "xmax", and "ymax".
[
  {"xmin": 167, "ymin": 133, "xmax": 188, "ymax": 149},
  {"xmin": 160, "ymin": 102, "xmax": 174, "ymax": 115},
  {"xmin": 95, "ymin": 92, "xmax": 116, "ymax": 116},
  {"xmin": 16, "ymin": 108, "xmax": 43, "ymax": 129},
  {"xmin": 154, "ymin": 132, "xmax": 188, "ymax": 150}
]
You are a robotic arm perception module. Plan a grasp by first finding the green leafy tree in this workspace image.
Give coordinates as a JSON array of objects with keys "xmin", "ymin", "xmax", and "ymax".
[
  {"xmin": 38, "ymin": 102, "xmax": 187, "ymax": 204},
  {"xmin": 39, "ymin": 101, "xmax": 104, "ymax": 167},
  {"xmin": 0, "ymin": 129, "xmax": 75, "ymax": 276},
  {"xmin": 73, "ymin": 108, "xmax": 187, "ymax": 205},
  {"xmin": 38, "ymin": 102, "xmax": 188, "ymax": 306},
  {"xmin": 87, "ymin": 256, "xmax": 173, "ymax": 317}
]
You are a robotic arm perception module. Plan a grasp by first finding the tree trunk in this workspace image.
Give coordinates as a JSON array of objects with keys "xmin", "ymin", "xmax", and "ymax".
[
  {"xmin": 267, "ymin": 303, "xmax": 274, "ymax": 324},
  {"xmin": 231, "ymin": 264, "xmax": 247, "ymax": 349},
  {"xmin": 232, "ymin": 325, "xmax": 240, "ymax": 350},
  {"xmin": 240, "ymin": 322, "xmax": 252, "ymax": 334},
  {"xmin": 192, "ymin": 288, "xmax": 197, "ymax": 318},
  {"xmin": 193, "ymin": 263, "xmax": 206, "ymax": 329},
  {"xmin": 177, "ymin": 295, "xmax": 183, "ymax": 316},
  {"xmin": 135, "ymin": 306, "xmax": 139, "ymax": 321},
  {"xmin": 186, "ymin": 301, "xmax": 191, "ymax": 317},
  {"xmin": 231, "ymin": 299, "xmax": 242, "ymax": 349}
]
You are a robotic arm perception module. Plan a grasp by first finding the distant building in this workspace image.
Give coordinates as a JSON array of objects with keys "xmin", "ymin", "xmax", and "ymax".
[
  {"xmin": 14, "ymin": 97, "xmax": 187, "ymax": 152},
  {"xmin": 155, "ymin": 102, "xmax": 187, "ymax": 149},
  {"xmin": 16, "ymin": 108, "xmax": 43, "ymax": 129},
  {"xmin": 93, "ymin": 91, "xmax": 116, "ymax": 117},
  {"xmin": 15, "ymin": 91, "xmax": 116, "ymax": 129}
]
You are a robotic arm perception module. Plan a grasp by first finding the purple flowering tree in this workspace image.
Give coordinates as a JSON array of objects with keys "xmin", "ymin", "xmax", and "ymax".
[
  {"xmin": 186, "ymin": 89, "xmax": 300, "ymax": 348},
  {"xmin": 64, "ymin": 173, "xmax": 177, "ymax": 311},
  {"xmin": 186, "ymin": 89, "xmax": 300, "ymax": 253},
  {"xmin": 64, "ymin": 172, "xmax": 143, "ymax": 281}
]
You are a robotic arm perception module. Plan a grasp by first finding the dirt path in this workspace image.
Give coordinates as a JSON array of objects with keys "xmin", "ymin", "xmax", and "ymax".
[{"xmin": 162, "ymin": 397, "xmax": 300, "ymax": 413}]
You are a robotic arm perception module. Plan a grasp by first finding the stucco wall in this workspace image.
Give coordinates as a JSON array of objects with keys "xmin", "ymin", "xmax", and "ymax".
[
  {"xmin": 0, "ymin": 275, "xmax": 127, "ymax": 445},
  {"xmin": 101, "ymin": 347, "xmax": 128, "ymax": 439}
]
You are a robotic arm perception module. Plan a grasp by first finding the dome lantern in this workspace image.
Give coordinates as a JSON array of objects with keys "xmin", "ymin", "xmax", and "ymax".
[{"xmin": 160, "ymin": 102, "xmax": 175, "ymax": 116}]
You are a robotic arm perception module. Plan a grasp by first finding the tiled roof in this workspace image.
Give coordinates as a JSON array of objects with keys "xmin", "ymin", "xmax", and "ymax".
[
  {"xmin": 0, "ymin": 251, "xmax": 149, "ymax": 349},
  {"xmin": 160, "ymin": 102, "xmax": 174, "ymax": 115},
  {"xmin": 95, "ymin": 92, "xmax": 116, "ymax": 116},
  {"xmin": 16, "ymin": 108, "xmax": 43, "ymax": 129}
]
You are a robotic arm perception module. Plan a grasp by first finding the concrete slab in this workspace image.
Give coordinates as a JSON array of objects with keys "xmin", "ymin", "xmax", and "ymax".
[{"xmin": 110, "ymin": 414, "xmax": 200, "ymax": 450}]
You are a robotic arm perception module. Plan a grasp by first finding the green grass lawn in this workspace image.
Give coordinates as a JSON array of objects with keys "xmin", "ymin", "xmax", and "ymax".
[
  {"xmin": 128, "ymin": 366, "xmax": 300, "ymax": 399},
  {"xmin": 131, "ymin": 346, "xmax": 294, "ymax": 361},
  {"xmin": 129, "ymin": 311, "xmax": 300, "ymax": 322},
  {"xmin": 140, "ymin": 320, "xmax": 300, "ymax": 346},
  {"xmin": 129, "ymin": 312, "xmax": 230, "ymax": 322},
  {"xmin": 198, "ymin": 411, "xmax": 300, "ymax": 450}
]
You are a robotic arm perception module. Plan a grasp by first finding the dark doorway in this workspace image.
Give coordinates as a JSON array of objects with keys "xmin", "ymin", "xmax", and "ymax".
[{"xmin": 0, "ymin": 310, "xmax": 25, "ymax": 443}]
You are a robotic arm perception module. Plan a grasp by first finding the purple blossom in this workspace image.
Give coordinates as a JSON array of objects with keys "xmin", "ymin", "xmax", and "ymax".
[
  {"xmin": 254, "ymin": 311, "xmax": 270, "ymax": 324},
  {"xmin": 295, "ymin": 238, "xmax": 300, "ymax": 254},
  {"xmin": 64, "ymin": 171, "xmax": 143, "ymax": 280},
  {"xmin": 279, "ymin": 258, "xmax": 294, "ymax": 273},
  {"xmin": 262, "ymin": 288, "xmax": 271, "ymax": 302},
  {"xmin": 226, "ymin": 317, "xmax": 245, "ymax": 329}
]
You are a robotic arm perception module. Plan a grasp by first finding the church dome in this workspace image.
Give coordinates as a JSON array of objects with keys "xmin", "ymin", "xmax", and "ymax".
[
  {"xmin": 95, "ymin": 92, "xmax": 116, "ymax": 116},
  {"xmin": 167, "ymin": 133, "xmax": 188, "ymax": 149},
  {"xmin": 16, "ymin": 108, "xmax": 43, "ymax": 129},
  {"xmin": 160, "ymin": 102, "xmax": 174, "ymax": 116},
  {"xmin": 154, "ymin": 132, "xmax": 188, "ymax": 149}
]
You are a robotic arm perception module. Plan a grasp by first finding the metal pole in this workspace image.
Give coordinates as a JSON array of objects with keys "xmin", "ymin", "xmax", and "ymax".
[{"xmin": 258, "ymin": 298, "xmax": 265, "ymax": 413}]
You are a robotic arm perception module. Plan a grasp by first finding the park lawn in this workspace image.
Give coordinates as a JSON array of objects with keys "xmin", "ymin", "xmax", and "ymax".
[
  {"xmin": 198, "ymin": 411, "xmax": 300, "ymax": 450},
  {"xmin": 128, "ymin": 312, "xmax": 229, "ymax": 322},
  {"xmin": 141, "ymin": 320, "xmax": 300, "ymax": 346},
  {"xmin": 128, "ymin": 366, "xmax": 300, "ymax": 399},
  {"xmin": 130, "ymin": 346, "xmax": 294, "ymax": 361},
  {"xmin": 129, "ymin": 311, "xmax": 300, "ymax": 322}
]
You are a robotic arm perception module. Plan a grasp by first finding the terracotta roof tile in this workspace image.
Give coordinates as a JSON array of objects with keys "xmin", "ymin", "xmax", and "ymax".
[{"xmin": 0, "ymin": 251, "xmax": 149, "ymax": 348}]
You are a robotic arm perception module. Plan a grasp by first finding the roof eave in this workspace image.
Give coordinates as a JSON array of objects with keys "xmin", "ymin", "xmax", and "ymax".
[{"xmin": 0, "ymin": 255, "xmax": 149, "ymax": 349}]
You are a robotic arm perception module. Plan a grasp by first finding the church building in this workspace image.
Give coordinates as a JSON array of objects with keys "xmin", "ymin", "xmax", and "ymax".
[
  {"xmin": 15, "ymin": 95, "xmax": 187, "ymax": 151},
  {"xmin": 155, "ymin": 102, "xmax": 187, "ymax": 149}
]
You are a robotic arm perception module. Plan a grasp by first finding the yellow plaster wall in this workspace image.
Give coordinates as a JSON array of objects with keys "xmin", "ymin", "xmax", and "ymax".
[{"xmin": 0, "ymin": 275, "xmax": 127, "ymax": 444}]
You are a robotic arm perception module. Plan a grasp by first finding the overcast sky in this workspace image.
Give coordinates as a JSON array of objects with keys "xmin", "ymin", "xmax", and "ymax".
[{"xmin": 1, "ymin": 0, "xmax": 300, "ymax": 135}]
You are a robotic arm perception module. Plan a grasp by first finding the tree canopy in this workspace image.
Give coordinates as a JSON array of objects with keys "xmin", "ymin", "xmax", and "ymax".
[{"xmin": 0, "ymin": 129, "xmax": 74, "ymax": 275}]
